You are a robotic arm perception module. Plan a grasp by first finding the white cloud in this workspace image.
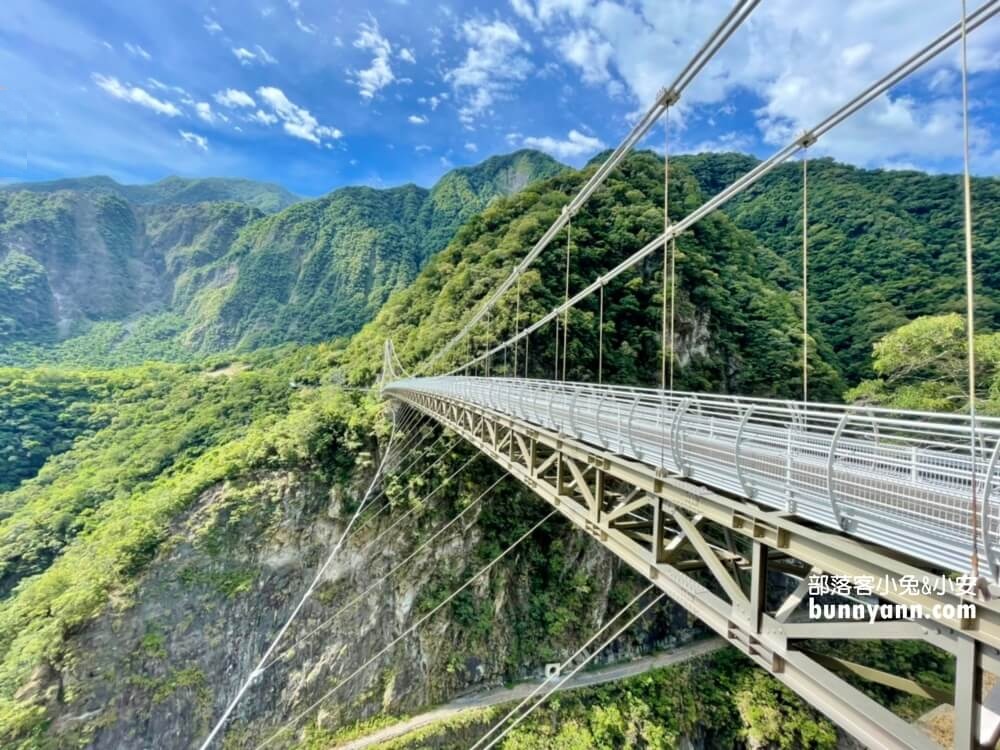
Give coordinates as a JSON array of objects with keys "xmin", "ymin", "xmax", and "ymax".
[
  {"xmin": 522, "ymin": 128, "xmax": 605, "ymax": 159},
  {"xmin": 296, "ymin": 17, "xmax": 318, "ymax": 34},
  {"xmin": 146, "ymin": 78, "xmax": 188, "ymax": 96},
  {"xmin": 418, "ymin": 94, "xmax": 447, "ymax": 110},
  {"xmin": 350, "ymin": 18, "xmax": 395, "ymax": 99},
  {"xmin": 214, "ymin": 88, "xmax": 256, "ymax": 108},
  {"xmin": 525, "ymin": 0, "xmax": 1000, "ymax": 169},
  {"xmin": 195, "ymin": 102, "xmax": 217, "ymax": 124},
  {"xmin": 558, "ymin": 29, "xmax": 613, "ymax": 84},
  {"xmin": 92, "ymin": 74, "xmax": 181, "ymax": 117},
  {"xmin": 415, "ymin": 144, "xmax": 432, "ymax": 152},
  {"xmin": 232, "ymin": 47, "xmax": 256, "ymax": 64},
  {"xmin": 446, "ymin": 20, "xmax": 531, "ymax": 124},
  {"xmin": 399, "ymin": 47, "xmax": 416, "ymax": 63},
  {"xmin": 687, "ymin": 130, "xmax": 754, "ymax": 154},
  {"xmin": 509, "ymin": 0, "xmax": 539, "ymax": 27},
  {"xmin": 256, "ymin": 86, "xmax": 342, "ymax": 144},
  {"xmin": 232, "ymin": 45, "xmax": 277, "ymax": 66},
  {"xmin": 255, "ymin": 45, "xmax": 278, "ymax": 64},
  {"xmin": 251, "ymin": 109, "xmax": 278, "ymax": 125},
  {"xmin": 204, "ymin": 16, "xmax": 223, "ymax": 34},
  {"xmin": 465, "ymin": 142, "xmax": 478, "ymax": 152},
  {"xmin": 124, "ymin": 42, "xmax": 151, "ymax": 61},
  {"xmin": 408, "ymin": 114, "xmax": 428, "ymax": 125},
  {"xmin": 179, "ymin": 130, "xmax": 209, "ymax": 151}
]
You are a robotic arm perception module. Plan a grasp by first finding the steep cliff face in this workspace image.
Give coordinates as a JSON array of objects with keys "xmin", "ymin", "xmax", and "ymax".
[
  {"xmin": 0, "ymin": 191, "xmax": 263, "ymax": 352},
  {"xmin": 29, "ymin": 429, "xmax": 686, "ymax": 749},
  {"xmin": 1, "ymin": 152, "xmax": 564, "ymax": 367}
]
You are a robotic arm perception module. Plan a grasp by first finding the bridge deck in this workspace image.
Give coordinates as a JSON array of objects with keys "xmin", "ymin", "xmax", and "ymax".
[{"xmin": 385, "ymin": 376, "xmax": 1000, "ymax": 576}]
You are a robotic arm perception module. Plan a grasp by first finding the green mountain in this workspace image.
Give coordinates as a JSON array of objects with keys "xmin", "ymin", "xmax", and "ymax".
[
  {"xmin": 0, "ymin": 150, "xmax": 845, "ymax": 749},
  {"xmin": 678, "ymin": 152, "xmax": 1000, "ymax": 382},
  {"xmin": 1, "ymin": 175, "xmax": 300, "ymax": 214},
  {"xmin": 1, "ymin": 150, "xmax": 985, "ymax": 749},
  {"xmin": 347, "ymin": 150, "xmax": 843, "ymax": 400},
  {"xmin": 0, "ymin": 150, "xmax": 565, "ymax": 366}
]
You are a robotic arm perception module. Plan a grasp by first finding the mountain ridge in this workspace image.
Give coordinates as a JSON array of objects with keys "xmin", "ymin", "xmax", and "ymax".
[
  {"xmin": 1, "ymin": 174, "xmax": 301, "ymax": 214},
  {"xmin": 0, "ymin": 149, "xmax": 566, "ymax": 365}
]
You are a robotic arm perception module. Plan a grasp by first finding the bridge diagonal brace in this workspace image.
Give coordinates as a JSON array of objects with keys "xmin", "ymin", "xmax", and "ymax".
[
  {"xmin": 799, "ymin": 648, "xmax": 952, "ymax": 704},
  {"xmin": 775, "ymin": 567, "xmax": 817, "ymax": 623},
  {"xmin": 669, "ymin": 505, "xmax": 750, "ymax": 611}
]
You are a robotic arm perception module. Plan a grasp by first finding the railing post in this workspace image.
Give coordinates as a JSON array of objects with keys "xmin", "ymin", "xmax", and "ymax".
[
  {"xmin": 670, "ymin": 398, "xmax": 691, "ymax": 476},
  {"xmin": 826, "ymin": 412, "xmax": 849, "ymax": 530},
  {"xmin": 569, "ymin": 386, "xmax": 581, "ymax": 438},
  {"xmin": 627, "ymin": 395, "xmax": 643, "ymax": 460},
  {"xmin": 595, "ymin": 387, "xmax": 608, "ymax": 449},
  {"xmin": 735, "ymin": 404, "xmax": 755, "ymax": 499},
  {"xmin": 981, "ymin": 440, "xmax": 1000, "ymax": 580}
]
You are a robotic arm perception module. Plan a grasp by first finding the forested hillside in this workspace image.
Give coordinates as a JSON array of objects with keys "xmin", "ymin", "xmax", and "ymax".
[
  {"xmin": 680, "ymin": 152, "xmax": 1000, "ymax": 382},
  {"xmin": 0, "ymin": 150, "xmax": 563, "ymax": 367},
  {"xmin": 1, "ymin": 175, "xmax": 300, "ymax": 214},
  {"xmin": 1, "ymin": 149, "xmax": 994, "ymax": 749},
  {"xmin": 347, "ymin": 151, "xmax": 843, "ymax": 400},
  {"xmin": 0, "ymin": 151, "xmax": 851, "ymax": 750}
]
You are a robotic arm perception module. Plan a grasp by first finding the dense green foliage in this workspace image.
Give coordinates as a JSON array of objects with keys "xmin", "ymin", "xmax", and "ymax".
[
  {"xmin": 1, "ymin": 314, "xmax": 191, "ymax": 368},
  {"xmin": 312, "ymin": 650, "xmax": 836, "ymax": 750},
  {"xmin": 0, "ymin": 151, "xmax": 562, "ymax": 366},
  {"xmin": 0, "ymin": 370, "xmax": 116, "ymax": 492},
  {"xmin": 498, "ymin": 650, "xmax": 836, "ymax": 750},
  {"xmin": 680, "ymin": 153, "xmax": 1000, "ymax": 383},
  {"xmin": 348, "ymin": 151, "xmax": 842, "ymax": 400},
  {"xmin": 1, "ymin": 175, "xmax": 300, "ymax": 214},
  {"xmin": 0, "ymin": 345, "xmax": 386, "ymax": 745},
  {"xmin": 3, "ymin": 149, "xmax": 995, "ymax": 747},
  {"xmin": 846, "ymin": 313, "xmax": 1000, "ymax": 413}
]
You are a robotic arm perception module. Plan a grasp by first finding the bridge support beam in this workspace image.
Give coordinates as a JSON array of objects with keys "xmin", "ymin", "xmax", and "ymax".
[{"xmin": 390, "ymin": 388, "xmax": 1000, "ymax": 749}]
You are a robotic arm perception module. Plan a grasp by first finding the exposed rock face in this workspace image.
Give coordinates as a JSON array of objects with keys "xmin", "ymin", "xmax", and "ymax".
[
  {"xmin": 0, "ymin": 151, "xmax": 564, "ymax": 361},
  {"xmin": 38, "ymin": 456, "xmax": 696, "ymax": 749}
]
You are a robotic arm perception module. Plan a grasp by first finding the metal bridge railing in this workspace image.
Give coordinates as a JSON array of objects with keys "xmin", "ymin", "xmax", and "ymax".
[{"xmin": 384, "ymin": 376, "xmax": 1000, "ymax": 577}]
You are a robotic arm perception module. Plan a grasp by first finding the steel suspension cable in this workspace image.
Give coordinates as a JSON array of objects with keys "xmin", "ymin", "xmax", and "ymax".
[
  {"xmin": 802, "ymin": 149, "xmax": 810, "ymax": 404},
  {"xmin": 444, "ymin": 0, "xmax": 1000, "ymax": 377},
  {"xmin": 553, "ymin": 310, "xmax": 560, "ymax": 379},
  {"xmin": 662, "ymin": 114, "xmax": 673, "ymax": 393},
  {"xmin": 383, "ymin": 412, "xmax": 432, "ymax": 472},
  {"xmin": 960, "ymin": 0, "xmax": 981, "ymax": 577},
  {"xmin": 562, "ymin": 214, "xmax": 572, "ymax": 381},
  {"xmin": 525, "ymin": 325, "xmax": 531, "ymax": 377},
  {"xmin": 367, "ymin": 431, "xmax": 459, "ymax": 514},
  {"xmin": 598, "ymin": 285, "xmax": 604, "ymax": 384},
  {"xmin": 470, "ymin": 584, "xmax": 655, "ymax": 750},
  {"xmin": 479, "ymin": 592, "xmax": 667, "ymax": 750},
  {"xmin": 357, "ymin": 452, "xmax": 481, "ymax": 559},
  {"xmin": 514, "ymin": 276, "xmax": 521, "ymax": 376},
  {"xmin": 414, "ymin": 0, "xmax": 760, "ymax": 376},
  {"xmin": 197, "ymin": 416, "xmax": 401, "ymax": 750},
  {"xmin": 262, "ymin": 476, "xmax": 506, "ymax": 672},
  {"xmin": 328, "ymin": 436, "xmax": 467, "ymax": 589},
  {"xmin": 254, "ymin": 509, "xmax": 559, "ymax": 749}
]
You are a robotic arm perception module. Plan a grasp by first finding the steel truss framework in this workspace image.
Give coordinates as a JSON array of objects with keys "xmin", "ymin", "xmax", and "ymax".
[{"xmin": 386, "ymin": 383, "xmax": 1000, "ymax": 750}]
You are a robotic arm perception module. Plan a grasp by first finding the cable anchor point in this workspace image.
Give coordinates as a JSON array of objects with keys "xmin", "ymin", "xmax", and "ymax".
[{"xmin": 657, "ymin": 87, "xmax": 680, "ymax": 107}]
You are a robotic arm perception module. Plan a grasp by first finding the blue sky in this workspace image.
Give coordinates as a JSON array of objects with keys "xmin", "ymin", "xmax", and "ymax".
[{"xmin": 2, "ymin": 0, "xmax": 999, "ymax": 196}]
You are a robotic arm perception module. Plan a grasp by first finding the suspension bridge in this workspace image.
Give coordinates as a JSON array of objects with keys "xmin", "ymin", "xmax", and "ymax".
[{"xmin": 197, "ymin": 2, "xmax": 1000, "ymax": 749}]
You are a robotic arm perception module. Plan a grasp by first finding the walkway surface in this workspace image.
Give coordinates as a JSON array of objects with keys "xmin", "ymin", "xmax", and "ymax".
[{"xmin": 335, "ymin": 637, "xmax": 726, "ymax": 749}]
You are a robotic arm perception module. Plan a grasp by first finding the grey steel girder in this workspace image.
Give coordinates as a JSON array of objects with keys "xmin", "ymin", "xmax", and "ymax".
[{"xmin": 387, "ymin": 385, "xmax": 1000, "ymax": 749}]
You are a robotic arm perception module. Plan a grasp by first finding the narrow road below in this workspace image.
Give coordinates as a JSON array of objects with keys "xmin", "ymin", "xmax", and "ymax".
[{"xmin": 336, "ymin": 637, "xmax": 727, "ymax": 749}]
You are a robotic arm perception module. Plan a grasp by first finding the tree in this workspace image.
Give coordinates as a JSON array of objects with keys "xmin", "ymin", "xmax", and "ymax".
[{"xmin": 845, "ymin": 313, "xmax": 1000, "ymax": 414}]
